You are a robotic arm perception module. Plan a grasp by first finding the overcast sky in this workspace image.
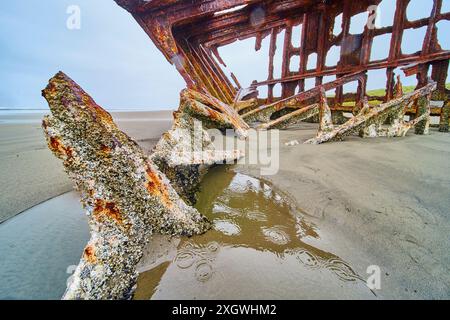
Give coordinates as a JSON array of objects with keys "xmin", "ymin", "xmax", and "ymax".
[{"xmin": 0, "ymin": 0, "xmax": 448, "ymax": 111}]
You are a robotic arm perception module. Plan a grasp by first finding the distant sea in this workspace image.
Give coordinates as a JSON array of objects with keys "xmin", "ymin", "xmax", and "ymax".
[
  {"xmin": 0, "ymin": 108, "xmax": 48, "ymax": 115},
  {"xmin": 0, "ymin": 107, "xmax": 171, "ymax": 115},
  {"xmin": 0, "ymin": 108, "xmax": 173, "ymax": 125}
]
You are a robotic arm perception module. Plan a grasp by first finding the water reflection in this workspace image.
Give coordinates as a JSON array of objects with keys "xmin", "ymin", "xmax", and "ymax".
[{"xmin": 135, "ymin": 167, "xmax": 372, "ymax": 300}]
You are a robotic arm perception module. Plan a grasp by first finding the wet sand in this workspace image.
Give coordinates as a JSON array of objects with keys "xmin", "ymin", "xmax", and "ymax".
[
  {"xmin": 238, "ymin": 123, "xmax": 450, "ymax": 299},
  {"xmin": 0, "ymin": 191, "xmax": 88, "ymax": 299},
  {"xmin": 1, "ymin": 111, "xmax": 449, "ymax": 299},
  {"xmin": 0, "ymin": 111, "xmax": 173, "ymax": 223}
]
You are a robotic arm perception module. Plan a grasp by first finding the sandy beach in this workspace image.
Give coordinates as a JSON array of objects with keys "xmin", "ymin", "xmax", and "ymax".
[
  {"xmin": 0, "ymin": 111, "xmax": 449, "ymax": 299},
  {"xmin": 239, "ymin": 123, "xmax": 450, "ymax": 299},
  {"xmin": 0, "ymin": 110, "xmax": 173, "ymax": 224}
]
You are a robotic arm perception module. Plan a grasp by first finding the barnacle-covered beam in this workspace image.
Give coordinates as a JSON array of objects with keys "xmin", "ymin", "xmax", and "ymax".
[
  {"xmin": 243, "ymin": 72, "xmax": 366, "ymax": 123},
  {"xmin": 150, "ymin": 88, "xmax": 248, "ymax": 205},
  {"xmin": 303, "ymin": 81, "xmax": 437, "ymax": 145},
  {"xmin": 256, "ymin": 103, "xmax": 319, "ymax": 130},
  {"xmin": 317, "ymin": 87, "xmax": 334, "ymax": 134},
  {"xmin": 114, "ymin": 0, "xmax": 450, "ymax": 123},
  {"xmin": 440, "ymin": 100, "xmax": 450, "ymax": 132},
  {"xmin": 181, "ymin": 89, "xmax": 250, "ymax": 139},
  {"xmin": 42, "ymin": 72, "xmax": 211, "ymax": 299}
]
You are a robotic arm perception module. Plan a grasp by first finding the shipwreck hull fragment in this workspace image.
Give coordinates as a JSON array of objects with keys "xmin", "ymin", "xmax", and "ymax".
[
  {"xmin": 42, "ymin": 72, "xmax": 212, "ymax": 299},
  {"xmin": 150, "ymin": 88, "xmax": 247, "ymax": 205},
  {"xmin": 113, "ymin": 0, "xmax": 449, "ymax": 131},
  {"xmin": 304, "ymin": 81, "xmax": 437, "ymax": 145}
]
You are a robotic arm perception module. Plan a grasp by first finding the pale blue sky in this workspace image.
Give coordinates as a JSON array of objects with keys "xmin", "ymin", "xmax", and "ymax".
[
  {"xmin": 0, "ymin": 0, "xmax": 185, "ymax": 111},
  {"xmin": 0, "ymin": 0, "xmax": 448, "ymax": 111}
]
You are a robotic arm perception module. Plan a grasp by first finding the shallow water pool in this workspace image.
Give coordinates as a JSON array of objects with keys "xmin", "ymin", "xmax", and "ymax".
[
  {"xmin": 134, "ymin": 167, "xmax": 373, "ymax": 299},
  {"xmin": 0, "ymin": 166, "xmax": 373, "ymax": 300},
  {"xmin": 0, "ymin": 192, "xmax": 89, "ymax": 299}
]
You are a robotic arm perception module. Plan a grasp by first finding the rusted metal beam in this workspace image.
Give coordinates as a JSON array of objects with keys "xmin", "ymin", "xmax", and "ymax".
[
  {"xmin": 304, "ymin": 80, "xmax": 437, "ymax": 145},
  {"xmin": 42, "ymin": 72, "xmax": 212, "ymax": 299},
  {"xmin": 114, "ymin": 0, "xmax": 450, "ymax": 114},
  {"xmin": 243, "ymin": 72, "xmax": 366, "ymax": 122},
  {"xmin": 254, "ymin": 51, "xmax": 450, "ymax": 87},
  {"xmin": 42, "ymin": 72, "xmax": 248, "ymax": 299},
  {"xmin": 267, "ymin": 28, "xmax": 278, "ymax": 102},
  {"xmin": 421, "ymin": 0, "xmax": 442, "ymax": 56},
  {"xmin": 256, "ymin": 103, "xmax": 320, "ymax": 130}
]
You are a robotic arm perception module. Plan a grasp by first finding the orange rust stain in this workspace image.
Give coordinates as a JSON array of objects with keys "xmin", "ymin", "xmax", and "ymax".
[
  {"xmin": 206, "ymin": 108, "xmax": 221, "ymax": 120},
  {"xmin": 100, "ymin": 145, "xmax": 111, "ymax": 153},
  {"xmin": 162, "ymin": 132, "xmax": 171, "ymax": 141},
  {"xmin": 93, "ymin": 199, "xmax": 123, "ymax": 226},
  {"xmin": 80, "ymin": 93, "xmax": 114, "ymax": 125},
  {"xmin": 43, "ymin": 81, "xmax": 57, "ymax": 97},
  {"xmin": 145, "ymin": 167, "xmax": 172, "ymax": 208},
  {"xmin": 154, "ymin": 22, "xmax": 178, "ymax": 54},
  {"xmin": 49, "ymin": 137, "xmax": 73, "ymax": 159},
  {"xmin": 83, "ymin": 245, "xmax": 97, "ymax": 264},
  {"xmin": 97, "ymin": 144, "xmax": 112, "ymax": 157}
]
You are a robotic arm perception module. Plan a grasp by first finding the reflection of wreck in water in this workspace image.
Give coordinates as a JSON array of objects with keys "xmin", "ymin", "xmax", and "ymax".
[{"xmin": 134, "ymin": 168, "xmax": 371, "ymax": 299}]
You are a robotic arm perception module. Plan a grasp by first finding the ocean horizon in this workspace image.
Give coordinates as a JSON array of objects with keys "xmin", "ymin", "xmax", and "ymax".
[{"xmin": 0, "ymin": 107, "xmax": 175, "ymax": 115}]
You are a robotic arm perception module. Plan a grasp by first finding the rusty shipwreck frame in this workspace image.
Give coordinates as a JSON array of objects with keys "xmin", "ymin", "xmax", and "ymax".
[
  {"xmin": 39, "ymin": 1, "xmax": 450, "ymax": 299},
  {"xmin": 115, "ymin": 0, "xmax": 450, "ymax": 132}
]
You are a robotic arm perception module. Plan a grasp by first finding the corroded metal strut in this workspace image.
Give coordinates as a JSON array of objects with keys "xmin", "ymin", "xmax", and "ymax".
[
  {"xmin": 42, "ymin": 72, "xmax": 245, "ymax": 299},
  {"xmin": 304, "ymin": 80, "xmax": 437, "ymax": 144},
  {"xmin": 114, "ymin": 0, "xmax": 449, "ymax": 126}
]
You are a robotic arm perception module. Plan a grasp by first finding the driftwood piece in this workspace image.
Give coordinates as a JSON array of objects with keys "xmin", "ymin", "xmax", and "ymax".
[
  {"xmin": 304, "ymin": 81, "xmax": 437, "ymax": 145},
  {"xmin": 42, "ymin": 72, "xmax": 212, "ymax": 299}
]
